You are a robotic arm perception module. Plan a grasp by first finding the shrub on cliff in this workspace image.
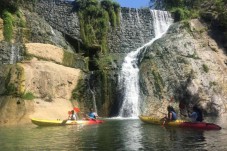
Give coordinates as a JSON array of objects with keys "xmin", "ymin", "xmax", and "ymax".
[
  {"xmin": 74, "ymin": 0, "xmax": 120, "ymax": 53},
  {"xmin": 2, "ymin": 10, "xmax": 14, "ymax": 42}
]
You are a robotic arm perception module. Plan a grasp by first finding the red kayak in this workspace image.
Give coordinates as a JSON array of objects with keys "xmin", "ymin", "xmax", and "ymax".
[
  {"xmin": 139, "ymin": 115, "xmax": 221, "ymax": 130},
  {"xmin": 179, "ymin": 122, "xmax": 221, "ymax": 130}
]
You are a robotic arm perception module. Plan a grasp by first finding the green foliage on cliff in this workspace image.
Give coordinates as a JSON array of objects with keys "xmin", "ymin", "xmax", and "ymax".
[
  {"xmin": 2, "ymin": 10, "xmax": 14, "ymax": 42},
  {"xmin": 72, "ymin": 77, "xmax": 86, "ymax": 102},
  {"xmin": 63, "ymin": 51, "xmax": 76, "ymax": 67},
  {"xmin": 152, "ymin": 69, "xmax": 164, "ymax": 97},
  {"xmin": 4, "ymin": 65, "xmax": 25, "ymax": 96},
  {"xmin": 74, "ymin": 0, "xmax": 120, "ymax": 53},
  {"xmin": 161, "ymin": 0, "xmax": 200, "ymax": 21},
  {"xmin": 162, "ymin": 0, "xmax": 227, "ymax": 32},
  {"xmin": 22, "ymin": 92, "xmax": 35, "ymax": 100},
  {"xmin": 202, "ymin": 64, "xmax": 209, "ymax": 73}
]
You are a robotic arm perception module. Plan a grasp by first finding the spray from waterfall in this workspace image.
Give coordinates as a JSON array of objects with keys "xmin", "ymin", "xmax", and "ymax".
[{"xmin": 118, "ymin": 9, "xmax": 173, "ymax": 118}]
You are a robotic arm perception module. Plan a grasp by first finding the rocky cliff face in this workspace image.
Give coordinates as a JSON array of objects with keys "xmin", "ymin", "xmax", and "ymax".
[
  {"xmin": 0, "ymin": 43, "xmax": 82, "ymax": 125},
  {"xmin": 140, "ymin": 19, "xmax": 227, "ymax": 118},
  {"xmin": 0, "ymin": 6, "xmax": 85, "ymax": 125}
]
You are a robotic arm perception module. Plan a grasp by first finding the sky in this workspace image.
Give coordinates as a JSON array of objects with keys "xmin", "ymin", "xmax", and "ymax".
[{"xmin": 116, "ymin": 0, "xmax": 150, "ymax": 8}]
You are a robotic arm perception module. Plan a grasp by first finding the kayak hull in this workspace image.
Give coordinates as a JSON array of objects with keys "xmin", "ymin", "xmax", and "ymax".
[
  {"xmin": 139, "ymin": 115, "xmax": 221, "ymax": 130},
  {"xmin": 31, "ymin": 118, "xmax": 104, "ymax": 126}
]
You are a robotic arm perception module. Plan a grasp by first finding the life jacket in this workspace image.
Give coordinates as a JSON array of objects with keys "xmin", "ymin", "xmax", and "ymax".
[
  {"xmin": 89, "ymin": 112, "xmax": 96, "ymax": 119},
  {"xmin": 171, "ymin": 111, "xmax": 177, "ymax": 120}
]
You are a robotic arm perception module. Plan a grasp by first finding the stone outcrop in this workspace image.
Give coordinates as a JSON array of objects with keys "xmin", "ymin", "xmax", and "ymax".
[
  {"xmin": 140, "ymin": 19, "xmax": 227, "ymax": 118},
  {"xmin": 25, "ymin": 43, "xmax": 64, "ymax": 64}
]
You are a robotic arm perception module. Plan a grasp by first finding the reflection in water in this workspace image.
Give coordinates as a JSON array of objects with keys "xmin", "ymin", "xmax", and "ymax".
[{"xmin": 0, "ymin": 120, "xmax": 227, "ymax": 151}]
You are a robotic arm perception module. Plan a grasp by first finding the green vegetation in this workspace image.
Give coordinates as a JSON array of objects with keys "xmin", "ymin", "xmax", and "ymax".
[
  {"xmin": 63, "ymin": 51, "xmax": 76, "ymax": 67},
  {"xmin": 4, "ymin": 65, "xmax": 25, "ymax": 96},
  {"xmin": 72, "ymin": 77, "xmax": 87, "ymax": 102},
  {"xmin": 162, "ymin": 0, "xmax": 227, "ymax": 32},
  {"xmin": 22, "ymin": 92, "xmax": 35, "ymax": 100},
  {"xmin": 152, "ymin": 69, "xmax": 164, "ymax": 98},
  {"xmin": 74, "ymin": 0, "xmax": 120, "ymax": 53},
  {"xmin": 0, "ymin": 0, "xmax": 36, "ymax": 14},
  {"xmin": 202, "ymin": 64, "xmax": 209, "ymax": 73},
  {"xmin": 161, "ymin": 0, "xmax": 200, "ymax": 21},
  {"xmin": 2, "ymin": 10, "xmax": 14, "ymax": 42}
]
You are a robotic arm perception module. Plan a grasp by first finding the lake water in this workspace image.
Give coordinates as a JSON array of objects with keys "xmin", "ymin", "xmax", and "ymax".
[{"xmin": 0, "ymin": 118, "xmax": 226, "ymax": 151}]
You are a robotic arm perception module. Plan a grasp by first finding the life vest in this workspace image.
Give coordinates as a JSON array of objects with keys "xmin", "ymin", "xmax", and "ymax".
[{"xmin": 171, "ymin": 111, "xmax": 177, "ymax": 120}]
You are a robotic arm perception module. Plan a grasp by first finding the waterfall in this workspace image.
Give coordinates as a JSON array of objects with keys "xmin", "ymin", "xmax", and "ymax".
[
  {"xmin": 118, "ymin": 10, "xmax": 173, "ymax": 118},
  {"xmin": 10, "ymin": 45, "xmax": 21, "ymax": 64},
  {"xmin": 88, "ymin": 71, "xmax": 98, "ymax": 113}
]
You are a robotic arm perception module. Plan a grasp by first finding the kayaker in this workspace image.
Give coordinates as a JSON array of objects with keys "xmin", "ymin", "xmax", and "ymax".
[
  {"xmin": 87, "ymin": 108, "xmax": 98, "ymax": 120},
  {"xmin": 69, "ymin": 110, "xmax": 77, "ymax": 120},
  {"xmin": 162, "ymin": 105, "xmax": 177, "ymax": 126},
  {"xmin": 188, "ymin": 106, "xmax": 203, "ymax": 122}
]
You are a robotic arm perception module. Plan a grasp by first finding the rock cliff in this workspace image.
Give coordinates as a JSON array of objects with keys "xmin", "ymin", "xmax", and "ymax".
[
  {"xmin": 140, "ymin": 19, "xmax": 227, "ymax": 118},
  {"xmin": 0, "ymin": 43, "xmax": 81, "ymax": 125}
]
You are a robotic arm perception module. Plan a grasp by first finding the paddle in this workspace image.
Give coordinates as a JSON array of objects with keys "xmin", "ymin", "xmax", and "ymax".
[
  {"xmin": 61, "ymin": 110, "xmax": 73, "ymax": 125},
  {"xmin": 61, "ymin": 119, "xmax": 68, "ymax": 125}
]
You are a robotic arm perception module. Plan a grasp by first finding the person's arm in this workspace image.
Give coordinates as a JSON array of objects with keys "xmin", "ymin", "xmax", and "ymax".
[{"xmin": 169, "ymin": 112, "xmax": 173, "ymax": 120}]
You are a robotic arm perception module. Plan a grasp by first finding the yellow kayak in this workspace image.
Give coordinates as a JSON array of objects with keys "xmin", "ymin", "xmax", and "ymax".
[
  {"xmin": 31, "ymin": 118, "xmax": 104, "ymax": 126},
  {"xmin": 139, "ymin": 115, "xmax": 185, "ymax": 127}
]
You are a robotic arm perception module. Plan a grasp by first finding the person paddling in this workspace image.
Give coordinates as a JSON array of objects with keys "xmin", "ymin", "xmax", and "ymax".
[
  {"xmin": 188, "ymin": 105, "xmax": 203, "ymax": 122},
  {"xmin": 87, "ymin": 108, "xmax": 98, "ymax": 120},
  {"xmin": 162, "ymin": 105, "xmax": 177, "ymax": 126},
  {"xmin": 68, "ymin": 110, "xmax": 78, "ymax": 120}
]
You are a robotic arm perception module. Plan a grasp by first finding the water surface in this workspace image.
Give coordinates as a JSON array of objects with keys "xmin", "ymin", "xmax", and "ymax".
[{"xmin": 0, "ymin": 119, "xmax": 226, "ymax": 151}]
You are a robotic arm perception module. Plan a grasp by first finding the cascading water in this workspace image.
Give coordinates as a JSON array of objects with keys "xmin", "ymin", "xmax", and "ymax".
[
  {"xmin": 88, "ymin": 71, "xmax": 98, "ymax": 113},
  {"xmin": 10, "ymin": 45, "xmax": 21, "ymax": 64},
  {"xmin": 118, "ymin": 9, "xmax": 173, "ymax": 118}
]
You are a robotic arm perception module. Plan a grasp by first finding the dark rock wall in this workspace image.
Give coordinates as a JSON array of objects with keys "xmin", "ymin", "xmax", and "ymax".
[
  {"xmin": 33, "ymin": 1, "xmax": 155, "ymax": 53},
  {"xmin": 108, "ymin": 8, "xmax": 155, "ymax": 53}
]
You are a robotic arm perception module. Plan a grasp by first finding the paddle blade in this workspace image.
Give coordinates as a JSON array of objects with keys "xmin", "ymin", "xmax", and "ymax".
[{"xmin": 74, "ymin": 107, "xmax": 80, "ymax": 113}]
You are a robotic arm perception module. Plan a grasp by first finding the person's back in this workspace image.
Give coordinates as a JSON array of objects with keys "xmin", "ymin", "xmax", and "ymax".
[
  {"xmin": 189, "ymin": 111, "xmax": 198, "ymax": 122},
  {"xmin": 170, "ymin": 111, "xmax": 177, "ymax": 120},
  {"xmin": 88, "ymin": 108, "xmax": 96, "ymax": 119},
  {"xmin": 189, "ymin": 106, "xmax": 203, "ymax": 122},
  {"xmin": 167, "ymin": 106, "xmax": 177, "ymax": 121}
]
